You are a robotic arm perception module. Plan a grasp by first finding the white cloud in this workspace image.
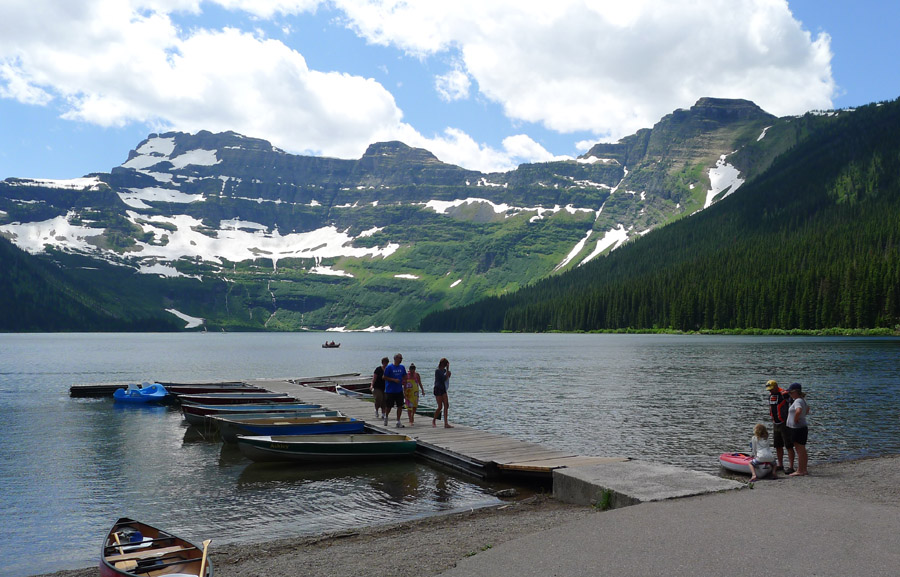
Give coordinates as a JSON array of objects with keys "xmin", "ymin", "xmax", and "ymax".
[
  {"xmin": 435, "ymin": 65, "xmax": 471, "ymax": 101},
  {"xmin": 0, "ymin": 0, "xmax": 836, "ymax": 176},
  {"xmin": 333, "ymin": 0, "xmax": 835, "ymax": 138}
]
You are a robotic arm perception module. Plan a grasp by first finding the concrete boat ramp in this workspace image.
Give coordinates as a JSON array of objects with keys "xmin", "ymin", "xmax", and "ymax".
[
  {"xmin": 72, "ymin": 374, "xmax": 743, "ymax": 509},
  {"xmin": 253, "ymin": 376, "xmax": 743, "ymax": 508}
]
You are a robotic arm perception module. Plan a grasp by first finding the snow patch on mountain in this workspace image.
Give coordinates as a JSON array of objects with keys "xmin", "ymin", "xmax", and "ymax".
[
  {"xmin": 119, "ymin": 187, "xmax": 205, "ymax": 208},
  {"xmin": 122, "ymin": 136, "xmax": 220, "ymax": 173},
  {"xmin": 577, "ymin": 156, "xmax": 619, "ymax": 165},
  {"xmin": 705, "ymin": 155, "xmax": 745, "ymax": 208},
  {"xmin": 580, "ymin": 224, "xmax": 629, "ymax": 265},
  {"xmin": 0, "ymin": 209, "xmax": 399, "ymax": 272},
  {"xmin": 7, "ymin": 177, "xmax": 104, "ymax": 190},
  {"xmin": 0, "ymin": 212, "xmax": 103, "ymax": 254},
  {"xmin": 166, "ymin": 308, "xmax": 204, "ymax": 329},
  {"xmin": 555, "ymin": 229, "xmax": 592, "ymax": 271}
]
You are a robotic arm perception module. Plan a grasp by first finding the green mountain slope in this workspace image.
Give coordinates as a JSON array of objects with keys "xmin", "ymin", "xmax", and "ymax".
[
  {"xmin": 420, "ymin": 99, "xmax": 900, "ymax": 333},
  {"xmin": 0, "ymin": 237, "xmax": 179, "ymax": 331},
  {"xmin": 0, "ymin": 98, "xmax": 866, "ymax": 332}
]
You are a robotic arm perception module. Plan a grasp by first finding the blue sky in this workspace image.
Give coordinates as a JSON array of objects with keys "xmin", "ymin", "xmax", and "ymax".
[{"xmin": 1, "ymin": 0, "xmax": 898, "ymax": 180}]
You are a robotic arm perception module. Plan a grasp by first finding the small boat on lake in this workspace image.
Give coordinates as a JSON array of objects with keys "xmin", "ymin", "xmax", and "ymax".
[
  {"xmin": 336, "ymin": 384, "xmax": 374, "ymax": 399},
  {"xmin": 176, "ymin": 392, "xmax": 296, "ymax": 405},
  {"xmin": 113, "ymin": 383, "xmax": 168, "ymax": 404},
  {"xmin": 160, "ymin": 382, "xmax": 265, "ymax": 396},
  {"xmin": 236, "ymin": 433, "xmax": 417, "ymax": 463},
  {"xmin": 100, "ymin": 517, "xmax": 211, "ymax": 577},
  {"xmin": 212, "ymin": 415, "xmax": 365, "ymax": 443},
  {"xmin": 180, "ymin": 402, "xmax": 322, "ymax": 420},
  {"xmin": 185, "ymin": 409, "xmax": 342, "ymax": 427},
  {"xmin": 719, "ymin": 452, "xmax": 773, "ymax": 478},
  {"xmin": 322, "ymin": 341, "xmax": 341, "ymax": 348}
]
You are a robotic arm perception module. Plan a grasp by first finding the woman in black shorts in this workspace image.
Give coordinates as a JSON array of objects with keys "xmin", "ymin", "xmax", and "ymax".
[{"xmin": 432, "ymin": 358, "xmax": 452, "ymax": 428}]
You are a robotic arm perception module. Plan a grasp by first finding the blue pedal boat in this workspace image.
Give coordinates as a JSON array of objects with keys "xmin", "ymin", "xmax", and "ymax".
[{"xmin": 113, "ymin": 383, "xmax": 168, "ymax": 404}]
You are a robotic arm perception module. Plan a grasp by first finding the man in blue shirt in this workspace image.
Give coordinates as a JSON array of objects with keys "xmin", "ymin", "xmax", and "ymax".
[{"xmin": 383, "ymin": 353, "xmax": 407, "ymax": 428}]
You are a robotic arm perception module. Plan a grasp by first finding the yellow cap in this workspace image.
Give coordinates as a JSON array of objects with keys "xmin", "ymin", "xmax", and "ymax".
[{"xmin": 765, "ymin": 380, "xmax": 778, "ymax": 391}]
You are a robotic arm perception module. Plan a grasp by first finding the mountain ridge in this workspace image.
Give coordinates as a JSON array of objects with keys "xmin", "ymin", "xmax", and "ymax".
[{"xmin": 0, "ymin": 97, "xmax": 862, "ymax": 331}]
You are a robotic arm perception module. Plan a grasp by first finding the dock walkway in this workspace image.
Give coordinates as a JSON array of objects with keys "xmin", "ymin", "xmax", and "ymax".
[
  {"xmin": 254, "ymin": 378, "xmax": 624, "ymax": 480},
  {"xmin": 73, "ymin": 375, "xmax": 743, "ymax": 507}
]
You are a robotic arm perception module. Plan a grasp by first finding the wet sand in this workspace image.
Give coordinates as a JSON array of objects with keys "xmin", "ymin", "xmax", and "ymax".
[{"xmin": 38, "ymin": 454, "xmax": 900, "ymax": 577}]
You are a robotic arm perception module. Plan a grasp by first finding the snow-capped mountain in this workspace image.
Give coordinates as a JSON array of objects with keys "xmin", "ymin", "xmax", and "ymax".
[{"xmin": 1, "ymin": 98, "xmax": 833, "ymax": 331}]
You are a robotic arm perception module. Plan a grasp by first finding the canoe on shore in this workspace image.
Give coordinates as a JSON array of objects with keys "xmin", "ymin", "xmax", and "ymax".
[
  {"xmin": 212, "ymin": 415, "xmax": 366, "ymax": 443},
  {"xmin": 100, "ymin": 517, "xmax": 212, "ymax": 577},
  {"xmin": 177, "ymin": 392, "xmax": 296, "ymax": 405},
  {"xmin": 180, "ymin": 402, "xmax": 322, "ymax": 420},
  {"xmin": 236, "ymin": 433, "xmax": 417, "ymax": 463}
]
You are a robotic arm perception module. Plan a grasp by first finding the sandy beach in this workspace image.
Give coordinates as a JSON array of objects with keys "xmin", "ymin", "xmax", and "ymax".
[{"xmin": 40, "ymin": 454, "xmax": 900, "ymax": 577}]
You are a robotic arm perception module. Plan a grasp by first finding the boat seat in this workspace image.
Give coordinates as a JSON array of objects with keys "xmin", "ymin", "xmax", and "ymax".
[{"xmin": 105, "ymin": 544, "xmax": 195, "ymax": 563}]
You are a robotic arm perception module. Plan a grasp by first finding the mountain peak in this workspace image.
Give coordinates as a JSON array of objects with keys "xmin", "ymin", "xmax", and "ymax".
[
  {"xmin": 362, "ymin": 141, "xmax": 440, "ymax": 163},
  {"xmin": 688, "ymin": 97, "xmax": 773, "ymax": 122}
]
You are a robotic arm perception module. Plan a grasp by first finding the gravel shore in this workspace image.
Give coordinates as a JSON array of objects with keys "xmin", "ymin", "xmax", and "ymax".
[{"xmin": 38, "ymin": 454, "xmax": 900, "ymax": 577}]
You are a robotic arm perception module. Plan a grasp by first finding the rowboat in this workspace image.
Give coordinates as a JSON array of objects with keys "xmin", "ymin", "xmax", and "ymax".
[
  {"xmin": 180, "ymin": 402, "xmax": 322, "ymax": 420},
  {"xmin": 336, "ymin": 385, "xmax": 374, "ymax": 399},
  {"xmin": 185, "ymin": 409, "xmax": 342, "ymax": 427},
  {"xmin": 322, "ymin": 342, "xmax": 341, "ymax": 348},
  {"xmin": 211, "ymin": 415, "xmax": 365, "ymax": 443},
  {"xmin": 306, "ymin": 381, "xmax": 371, "ymax": 393},
  {"xmin": 113, "ymin": 383, "xmax": 168, "ymax": 404},
  {"xmin": 176, "ymin": 392, "xmax": 296, "ymax": 405},
  {"xmin": 160, "ymin": 382, "xmax": 265, "ymax": 396},
  {"xmin": 100, "ymin": 517, "xmax": 212, "ymax": 577},
  {"xmin": 237, "ymin": 433, "xmax": 416, "ymax": 462}
]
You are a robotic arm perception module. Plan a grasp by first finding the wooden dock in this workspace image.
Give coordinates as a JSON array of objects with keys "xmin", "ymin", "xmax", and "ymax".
[
  {"xmin": 253, "ymin": 377, "xmax": 625, "ymax": 480},
  {"xmin": 71, "ymin": 374, "xmax": 625, "ymax": 481}
]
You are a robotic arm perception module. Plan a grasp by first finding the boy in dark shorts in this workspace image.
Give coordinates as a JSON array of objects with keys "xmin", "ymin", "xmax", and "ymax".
[{"xmin": 382, "ymin": 353, "xmax": 407, "ymax": 428}]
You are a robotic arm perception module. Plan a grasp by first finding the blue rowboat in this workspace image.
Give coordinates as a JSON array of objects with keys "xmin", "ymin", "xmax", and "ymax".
[
  {"xmin": 236, "ymin": 433, "xmax": 416, "ymax": 463},
  {"xmin": 113, "ymin": 383, "xmax": 168, "ymax": 404},
  {"xmin": 211, "ymin": 415, "xmax": 365, "ymax": 443},
  {"xmin": 185, "ymin": 409, "xmax": 341, "ymax": 427}
]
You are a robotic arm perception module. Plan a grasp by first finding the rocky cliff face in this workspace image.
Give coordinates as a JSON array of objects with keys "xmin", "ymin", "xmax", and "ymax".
[{"xmin": 0, "ymin": 98, "xmax": 822, "ymax": 331}]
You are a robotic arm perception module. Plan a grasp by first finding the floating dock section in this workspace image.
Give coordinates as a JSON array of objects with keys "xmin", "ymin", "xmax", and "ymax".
[{"xmin": 74, "ymin": 374, "xmax": 743, "ymax": 507}]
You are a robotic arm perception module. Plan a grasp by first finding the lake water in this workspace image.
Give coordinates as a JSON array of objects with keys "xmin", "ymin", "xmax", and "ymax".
[{"xmin": 2, "ymin": 333, "xmax": 899, "ymax": 577}]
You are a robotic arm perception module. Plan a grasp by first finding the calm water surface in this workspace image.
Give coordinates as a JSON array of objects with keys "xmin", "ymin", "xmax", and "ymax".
[{"xmin": 1, "ymin": 333, "xmax": 899, "ymax": 576}]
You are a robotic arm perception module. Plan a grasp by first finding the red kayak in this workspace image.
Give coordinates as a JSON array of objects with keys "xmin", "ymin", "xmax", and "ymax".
[{"xmin": 718, "ymin": 452, "xmax": 773, "ymax": 478}]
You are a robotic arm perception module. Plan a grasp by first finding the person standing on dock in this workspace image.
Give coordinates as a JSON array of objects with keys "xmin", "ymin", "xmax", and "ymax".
[
  {"xmin": 403, "ymin": 363, "xmax": 425, "ymax": 425},
  {"xmin": 433, "ymin": 357, "xmax": 452, "ymax": 428},
  {"xmin": 371, "ymin": 357, "xmax": 389, "ymax": 419},
  {"xmin": 383, "ymin": 353, "xmax": 407, "ymax": 428}
]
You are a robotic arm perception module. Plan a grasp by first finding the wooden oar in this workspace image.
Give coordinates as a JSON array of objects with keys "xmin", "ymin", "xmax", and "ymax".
[
  {"xmin": 198, "ymin": 539, "xmax": 212, "ymax": 577},
  {"xmin": 112, "ymin": 533, "xmax": 125, "ymax": 556}
]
